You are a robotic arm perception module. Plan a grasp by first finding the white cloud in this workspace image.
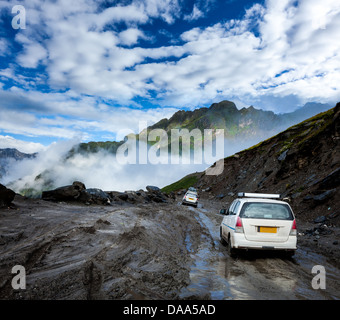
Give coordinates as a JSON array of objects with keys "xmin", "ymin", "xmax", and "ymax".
[
  {"xmin": 0, "ymin": 135, "xmax": 46, "ymax": 153},
  {"xmin": 0, "ymin": 38, "xmax": 9, "ymax": 56},
  {"xmin": 184, "ymin": 5, "xmax": 204, "ymax": 21},
  {"xmin": 119, "ymin": 28, "xmax": 146, "ymax": 46},
  {"xmin": 15, "ymin": 34, "xmax": 47, "ymax": 68},
  {"xmin": 144, "ymin": 0, "xmax": 340, "ymax": 107},
  {"xmin": 1, "ymin": 0, "xmax": 340, "ymax": 144},
  {"xmin": 0, "ymin": 84, "xmax": 178, "ymax": 142}
]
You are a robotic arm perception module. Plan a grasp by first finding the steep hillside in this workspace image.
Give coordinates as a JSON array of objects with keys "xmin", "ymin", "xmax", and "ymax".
[{"xmin": 166, "ymin": 103, "xmax": 340, "ymax": 225}]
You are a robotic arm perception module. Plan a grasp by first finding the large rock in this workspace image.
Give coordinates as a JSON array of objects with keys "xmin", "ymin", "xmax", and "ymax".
[
  {"xmin": 42, "ymin": 181, "xmax": 86, "ymax": 202},
  {"xmin": 146, "ymin": 185, "xmax": 161, "ymax": 193},
  {"xmin": 0, "ymin": 184, "xmax": 15, "ymax": 207},
  {"xmin": 82, "ymin": 188, "xmax": 111, "ymax": 205},
  {"xmin": 145, "ymin": 185, "xmax": 167, "ymax": 203}
]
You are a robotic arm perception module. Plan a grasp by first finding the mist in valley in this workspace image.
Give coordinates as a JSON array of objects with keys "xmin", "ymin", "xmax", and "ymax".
[{"xmin": 2, "ymin": 127, "xmax": 284, "ymax": 195}]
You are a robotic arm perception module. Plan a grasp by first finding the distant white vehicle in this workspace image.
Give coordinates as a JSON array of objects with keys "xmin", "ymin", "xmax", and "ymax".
[
  {"xmin": 219, "ymin": 193, "xmax": 297, "ymax": 257},
  {"xmin": 182, "ymin": 191, "xmax": 198, "ymax": 208},
  {"xmin": 188, "ymin": 187, "xmax": 197, "ymax": 193}
]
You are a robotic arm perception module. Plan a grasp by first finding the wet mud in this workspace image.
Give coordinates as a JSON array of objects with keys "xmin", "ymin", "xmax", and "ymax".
[{"xmin": 0, "ymin": 195, "xmax": 339, "ymax": 300}]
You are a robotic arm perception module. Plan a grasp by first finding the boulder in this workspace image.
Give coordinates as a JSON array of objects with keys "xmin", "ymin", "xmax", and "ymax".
[
  {"xmin": 0, "ymin": 184, "xmax": 15, "ymax": 207},
  {"xmin": 313, "ymin": 216, "xmax": 327, "ymax": 224},
  {"xmin": 145, "ymin": 185, "xmax": 168, "ymax": 203},
  {"xmin": 146, "ymin": 185, "xmax": 161, "ymax": 193},
  {"xmin": 117, "ymin": 193, "xmax": 128, "ymax": 201},
  {"xmin": 42, "ymin": 181, "xmax": 86, "ymax": 202},
  {"xmin": 84, "ymin": 188, "xmax": 111, "ymax": 205}
]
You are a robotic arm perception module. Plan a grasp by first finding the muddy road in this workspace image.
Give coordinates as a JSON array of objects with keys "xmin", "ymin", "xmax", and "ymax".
[{"xmin": 0, "ymin": 195, "xmax": 339, "ymax": 300}]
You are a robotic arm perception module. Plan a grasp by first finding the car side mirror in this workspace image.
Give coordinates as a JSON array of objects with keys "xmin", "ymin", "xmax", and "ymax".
[{"xmin": 219, "ymin": 209, "xmax": 226, "ymax": 215}]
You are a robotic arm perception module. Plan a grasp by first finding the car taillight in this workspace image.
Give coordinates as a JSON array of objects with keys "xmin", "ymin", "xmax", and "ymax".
[
  {"xmin": 235, "ymin": 216, "xmax": 244, "ymax": 233},
  {"xmin": 290, "ymin": 219, "xmax": 297, "ymax": 236}
]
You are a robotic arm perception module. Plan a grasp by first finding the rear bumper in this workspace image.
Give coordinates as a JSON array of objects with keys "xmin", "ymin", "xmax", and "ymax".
[
  {"xmin": 232, "ymin": 233, "xmax": 297, "ymax": 251},
  {"xmin": 182, "ymin": 199, "xmax": 198, "ymax": 206}
]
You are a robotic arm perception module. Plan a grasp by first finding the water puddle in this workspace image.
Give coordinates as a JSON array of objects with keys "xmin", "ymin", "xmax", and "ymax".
[{"xmin": 180, "ymin": 209, "xmax": 233, "ymax": 299}]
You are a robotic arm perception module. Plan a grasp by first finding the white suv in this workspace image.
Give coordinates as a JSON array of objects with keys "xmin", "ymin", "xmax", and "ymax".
[
  {"xmin": 182, "ymin": 191, "xmax": 198, "ymax": 208},
  {"xmin": 219, "ymin": 193, "xmax": 297, "ymax": 257}
]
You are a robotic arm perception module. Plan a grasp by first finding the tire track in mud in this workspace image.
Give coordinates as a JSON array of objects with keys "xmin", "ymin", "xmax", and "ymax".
[
  {"xmin": 181, "ymin": 201, "xmax": 340, "ymax": 300},
  {"xmin": 179, "ymin": 205, "xmax": 233, "ymax": 299},
  {"xmin": 105, "ymin": 207, "xmax": 206, "ymax": 299}
]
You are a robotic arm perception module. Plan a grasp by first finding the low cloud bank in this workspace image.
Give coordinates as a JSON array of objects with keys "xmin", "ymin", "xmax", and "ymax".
[{"xmin": 2, "ymin": 130, "xmax": 276, "ymax": 195}]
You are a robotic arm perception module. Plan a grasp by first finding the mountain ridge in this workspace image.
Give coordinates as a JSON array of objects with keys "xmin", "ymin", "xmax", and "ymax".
[
  {"xmin": 0, "ymin": 148, "xmax": 37, "ymax": 179},
  {"xmin": 75, "ymin": 100, "xmax": 331, "ymax": 154}
]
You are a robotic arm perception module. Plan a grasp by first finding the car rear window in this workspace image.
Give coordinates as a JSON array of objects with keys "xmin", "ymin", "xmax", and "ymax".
[{"xmin": 239, "ymin": 202, "xmax": 293, "ymax": 220}]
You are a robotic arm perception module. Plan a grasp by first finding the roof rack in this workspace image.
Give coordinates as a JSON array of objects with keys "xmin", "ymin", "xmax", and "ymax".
[{"xmin": 237, "ymin": 192, "xmax": 281, "ymax": 199}]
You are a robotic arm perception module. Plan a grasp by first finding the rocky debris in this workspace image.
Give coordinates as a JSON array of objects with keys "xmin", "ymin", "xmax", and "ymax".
[
  {"xmin": 304, "ymin": 224, "xmax": 333, "ymax": 237},
  {"xmin": 41, "ymin": 182, "xmax": 171, "ymax": 205},
  {"xmin": 0, "ymin": 184, "xmax": 15, "ymax": 208},
  {"xmin": 42, "ymin": 181, "xmax": 111, "ymax": 205}
]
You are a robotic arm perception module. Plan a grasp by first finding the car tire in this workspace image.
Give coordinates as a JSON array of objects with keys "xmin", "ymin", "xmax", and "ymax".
[
  {"xmin": 227, "ymin": 236, "xmax": 237, "ymax": 258},
  {"xmin": 283, "ymin": 250, "xmax": 295, "ymax": 259},
  {"xmin": 220, "ymin": 228, "xmax": 227, "ymax": 246}
]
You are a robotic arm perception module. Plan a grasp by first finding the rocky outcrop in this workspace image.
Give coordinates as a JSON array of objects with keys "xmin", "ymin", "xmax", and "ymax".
[{"xmin": 0, "ymin": 184, "xmax": 15, "ymax": 207}]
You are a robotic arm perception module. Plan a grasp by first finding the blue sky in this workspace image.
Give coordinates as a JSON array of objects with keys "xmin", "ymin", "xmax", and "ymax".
[{"xmin": 0, "ymin": 0, "xmax": 339, "ymax": 152}]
